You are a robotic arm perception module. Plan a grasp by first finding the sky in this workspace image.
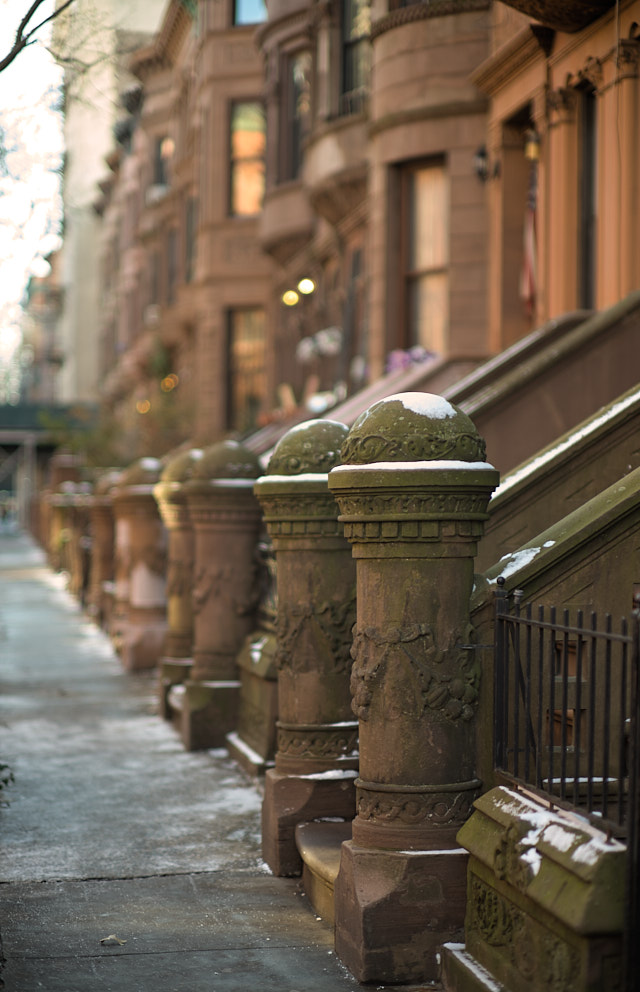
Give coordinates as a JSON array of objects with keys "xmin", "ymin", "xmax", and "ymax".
[{"xmin": 0, "ymin": 0, "xmax": 64, "ymax": 393}]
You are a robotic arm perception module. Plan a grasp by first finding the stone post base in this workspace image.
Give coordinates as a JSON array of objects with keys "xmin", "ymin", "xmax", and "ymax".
[
  {"xmin": 262, "ymin": 767, "xmax": 357, "ymax": 876},
  {"xmin": 158, "ymin": 658, "xmax": 192, "ymax": 719},
  {"xmin": 178, "ymin": 680, "xmax": 241, "ymax": 751},
  {"xmin": 119, "ymin": 616, "xmax": 167, "ymax": 671},
  {"xmin": 334, "ymin": 841, "xmax": 468, "ymax": 984}
]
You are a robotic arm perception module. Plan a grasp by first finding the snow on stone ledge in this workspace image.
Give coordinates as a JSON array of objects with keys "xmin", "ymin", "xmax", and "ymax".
[{"xmin": 330, "ymin": 460, "xmax": 496, "ymax": 474}]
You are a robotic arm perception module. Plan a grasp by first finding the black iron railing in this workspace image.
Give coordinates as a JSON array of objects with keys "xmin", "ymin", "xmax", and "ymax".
[{"xmin": 494, "ymin": 581, "xmax": 640, "ymax": 990}]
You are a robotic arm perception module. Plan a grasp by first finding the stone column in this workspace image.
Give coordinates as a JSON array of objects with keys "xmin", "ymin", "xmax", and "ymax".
[
  {"xmin": 153, "ymin": 448, "xmax": 203, "ymax": 718},
  {"xmin": 254, "ymin": 420, "xmax": 358, "ymax": 876},
  {"xmin": 87, "ymin": 469, "xmax": 121, "ymax": 629},
  {"xmin": 111, "ymin": 458, "xmax": 167, "ymax": 671},
  {"xmin": 328, "ymin": 392, "xmax": 499, "ymax": 985},
  {"xmin": 179, "ymin": 440, "xmax": 262, "ymax": 751}
]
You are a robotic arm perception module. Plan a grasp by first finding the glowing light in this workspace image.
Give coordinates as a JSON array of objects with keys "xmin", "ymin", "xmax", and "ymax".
[
  {"xmin": 161, "ymin": 373, "xmax": 179, "ymax": 392},
  {"xmin": 297, "ymin": 277, "xmax": 315, "ymax": 295},
  {"xmin": 136, "ymin": 399, "xmax": 151, "ymax": 414},
  {"xmin": 282, "ymin": 290, "xmax": 299, "ymax": 306}
]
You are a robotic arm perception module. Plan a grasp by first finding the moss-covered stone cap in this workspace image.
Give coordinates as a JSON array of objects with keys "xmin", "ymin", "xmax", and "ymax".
[
  {"xmin": 117, "ymin": 457, "xmax": 163, "ymax": 487},
  {"xmin": 191, "ymin": 440, "xmax": 260, "ymax": 482},
  {"xmin": 458, "ymin": 785, "xmax": 626, "ymax": 934},
  {"xmin": 267, "ymin": 419, "xmax": 349, "ymax": 476},
  {"xmin": 160, "ymin": 448, "xmax": 204, "ymax": 483},
  {"xmin": 341, "ymin": 392, "xmax": 487, "ymax": 464}
]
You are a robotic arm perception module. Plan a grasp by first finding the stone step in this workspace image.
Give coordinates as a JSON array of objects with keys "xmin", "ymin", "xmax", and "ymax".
[
  {"xmin": 295, "ymin": 819, "xmax": 352, "ymax": 926},
  {"xmin": 441, "ymin": 943, "xmax": 506, "ymax": 991}
]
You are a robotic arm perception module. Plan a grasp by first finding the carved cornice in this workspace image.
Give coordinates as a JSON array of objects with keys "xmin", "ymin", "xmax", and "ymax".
[
  {"xmin": 495, "ymin": 0, "xmax": 614, "ymax": 34},
  {"xmin": 471, "ymin": 25, "xmax": 552, "ymax": 96},
  {"xmin": 372, "ymin": 0, "xmax": 490, "ymax": 41}
]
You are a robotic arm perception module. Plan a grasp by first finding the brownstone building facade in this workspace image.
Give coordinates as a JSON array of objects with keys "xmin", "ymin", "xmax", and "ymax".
[{"xmin": 89, "ymin": 0, "xmax": 639, "ymax": 457}]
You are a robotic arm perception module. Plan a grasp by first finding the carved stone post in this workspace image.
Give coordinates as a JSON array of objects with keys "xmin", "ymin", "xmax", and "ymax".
[
  {"xmin": 87, "ymin": 469, "xmax": 121, "ymax": 630},
  {"xmin": 328, "ymin": 393, "xmax": 499, "ymax": 984},
  {"xmin": 111, "ymin": 458, "xmax": 167, "ymax": 671},
  {"xmin": 178, "ymin": 440, "xmax": 262, "ymax": 751},
  {"xmin": 254, "ymin": 420, "xmax": 358, "ymax": 876},
  {"xmin": 153, "ymin": 449, "xmax": 202, "ymax": 718}
]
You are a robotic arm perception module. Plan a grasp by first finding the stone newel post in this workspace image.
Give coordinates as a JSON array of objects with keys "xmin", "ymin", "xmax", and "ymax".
[
  {"xmin": 153, "ymin": 448, "xmax": 202, "ymax": 717},
  {"xmin": 328, "ymin": 393, "xmax": 499, "ymax": 985},
  {"xmin": 178, "ymin": 440, "xmax": 262, "ymax": 751},
  {"xmin": 111, "ymin": 458, "xmax": 167, "ymax": 671},
  {"xmin": 87, "ymin": 469, "xmax": 121, "ymax": 629},
  {"xmin": 254, "ymin": 420, "xmax": 358, "ymax": 876}
]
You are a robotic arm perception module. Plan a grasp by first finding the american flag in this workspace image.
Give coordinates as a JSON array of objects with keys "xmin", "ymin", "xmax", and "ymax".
[{"xmin": 520, "ymin": 159, "xmax": 538, "ymax": 316}]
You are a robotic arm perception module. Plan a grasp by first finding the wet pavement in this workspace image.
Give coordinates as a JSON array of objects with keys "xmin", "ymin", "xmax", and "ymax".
[{"xmin": 0, "ymin": 528, "xmax": 397, "ymax": 992}]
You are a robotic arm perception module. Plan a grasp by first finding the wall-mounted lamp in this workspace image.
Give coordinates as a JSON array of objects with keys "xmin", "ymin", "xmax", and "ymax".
[
  {"xmin": 473, "ymin": 145, "xmax": 500, "ymax": 182},
  {"xmin": 524, "ymin": 128, "xmax": 541, "ymax": 162},
  {"xmin": 282, "ymin": 277, "xmax": 316, "ymax": 306},
  {"xmin": 297, "ymin": 277, "xmax": 315, "ymax": 295}
]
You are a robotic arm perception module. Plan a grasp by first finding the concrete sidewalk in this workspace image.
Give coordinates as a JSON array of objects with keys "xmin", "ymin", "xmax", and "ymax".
[{"xmin": 0, "ymin": 529, "xmax": 401, "ymax": 992}]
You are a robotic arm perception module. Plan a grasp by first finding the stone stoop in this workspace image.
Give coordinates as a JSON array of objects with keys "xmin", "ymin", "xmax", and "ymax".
[{"xmin": 295, "ymin": 820, "xmax": 353, "ymax": 925}]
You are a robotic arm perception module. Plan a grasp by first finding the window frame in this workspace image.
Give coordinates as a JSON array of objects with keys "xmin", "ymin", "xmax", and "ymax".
[
  {"xmin": 226, "ymin": 307, "xmax": 267, "ymax": 433},
  {"xmin": 396, "ymin": 158, "xmax": 450, "ymax": 354}
]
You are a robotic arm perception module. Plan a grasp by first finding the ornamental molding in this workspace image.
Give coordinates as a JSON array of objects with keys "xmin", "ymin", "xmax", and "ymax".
[
  {"xmin": 167, "ymin": 557, "xmax": 194, "ymax": 598},
  {"xmin": 192, "ymin": 563, "xmax": 260, "ymax": 617},
  {"xmin": 469, "ymin": 875, "xmax": 583, "ymax": 991},
  {"xmin": 350, "ymin": 621, "xmax": 480, "ymax": 723},
  {"xmin": 356, "ymin": 776, "xmax": 481, "ymax": 827},
  {"xmin": 341, "ymin": 429, "xmax": 486, "ymax": 465},
  {"xmin": 276, "ymin": 595, "xmax": 356, "ymax": 674},
  {"xmin": 277, "ymin": 721, "xmax": 359, "ymax": 760}
]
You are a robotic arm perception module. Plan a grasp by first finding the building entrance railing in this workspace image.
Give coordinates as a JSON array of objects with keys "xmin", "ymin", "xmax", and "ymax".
[{"xmin": 493, "ymin": 582, "xmax": 640, "ymax": 990}]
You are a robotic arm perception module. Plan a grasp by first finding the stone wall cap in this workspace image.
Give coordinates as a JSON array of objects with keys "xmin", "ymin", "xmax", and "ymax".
[{"xmin": 458, "ymin": 785, "xmax": 626, "ymax": 933}]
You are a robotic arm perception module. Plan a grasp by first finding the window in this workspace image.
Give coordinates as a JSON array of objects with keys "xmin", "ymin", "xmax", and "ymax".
[
  {"xmin": 229, "ymin": 102, "xmax": 266, "ymax": 216},
  {"xmin": 233, "ymin": 0, "xmax": 266, "ymax": 24},
  {"xmin": 280, "ymin": 52, "xmax": 311, "ymax": 182},
  {"xmin": 340, "ymin": 0, "xmax": 370, "ymax": 115},
  {"xmin": 227, "ymin": 309, "xmax": 267, "ymax": 432},
  {"xmin": 185, "ymin": 197, "xmax": 197, "ymax": 283},
  {"xmin": 153, "ymin": 136, "xmax": 173, "ymax": 187},
  {"xmin": 402, "ymin": 162, "xmax": 449, "ymax": 354},
  {"xmin": 167, "ymin": 229, "xmax": 178, "ymax": 305}
]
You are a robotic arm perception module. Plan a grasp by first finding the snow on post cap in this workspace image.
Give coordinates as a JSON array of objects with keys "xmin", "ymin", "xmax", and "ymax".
[
  {"xmin": 341, "ymin": 392, "xmax": 487, "ymax": 465},
  {"xmin": 267, "ymin": 419, "xmax": 349, "ymax": 476}
]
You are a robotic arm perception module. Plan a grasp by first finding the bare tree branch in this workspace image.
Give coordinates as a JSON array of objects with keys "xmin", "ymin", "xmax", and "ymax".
[{"xmin": 0, "ymin": 0, "xmax": 75, "ymax": 74}]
